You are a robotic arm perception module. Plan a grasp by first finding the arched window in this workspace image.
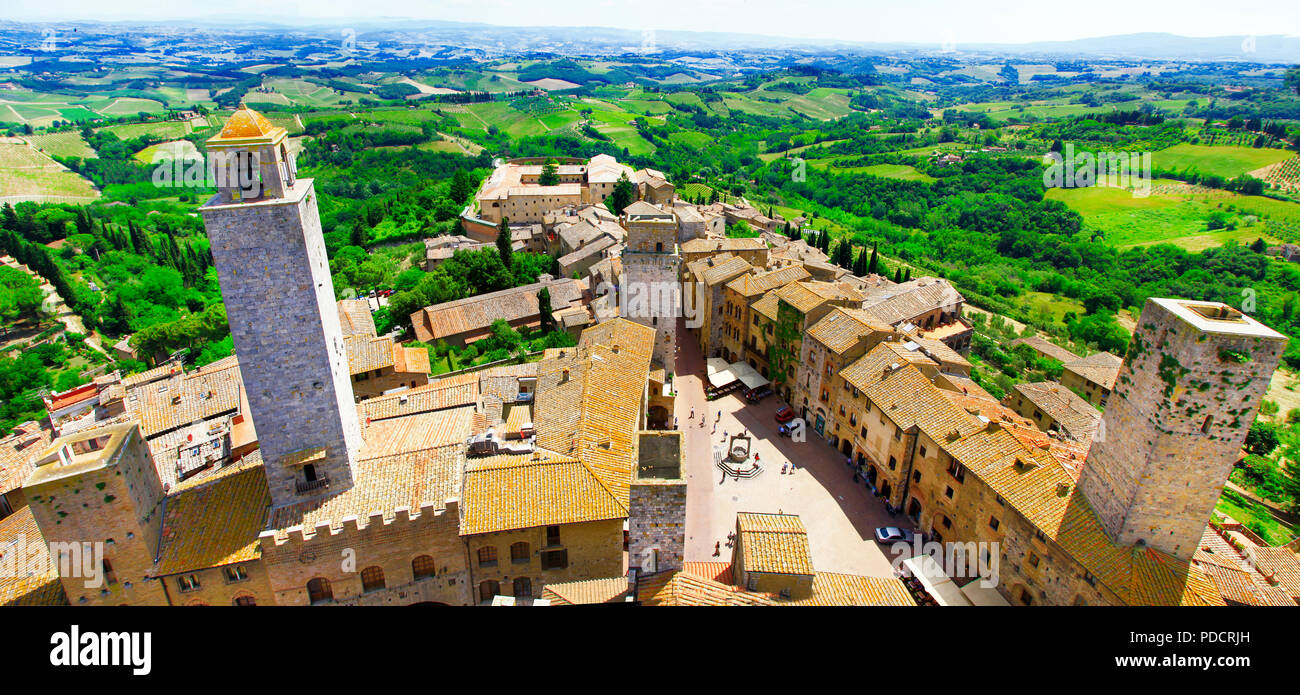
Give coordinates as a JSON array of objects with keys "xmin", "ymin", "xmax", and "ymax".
[
  {"xmin": 412, "ymin": 555, "xmax": 436, "ymax": 580},
  {"xmin": 361, "ymin": 566, "xmax": 386, "ymax": 593},
  {"xmin": 477, "ymin": 546, "xmax": 498, "ymax": 567},
  {"xmin": 479, "ymin": 580, "xmax": 500, "ymax": 603},
  {"xmin": 233, "ymin": 595, "xmax": 256, "ymax": 606},
  {"xmin": 510, "ymin": 542, "xmax": 530, "ymax": 563},
  {"xmin": 307, "ymin": 577, "xmax": 333, "ymax": 604},
  {"xmin": 513, "ymin": 577, "xmax": 532, "ymax": 598}
]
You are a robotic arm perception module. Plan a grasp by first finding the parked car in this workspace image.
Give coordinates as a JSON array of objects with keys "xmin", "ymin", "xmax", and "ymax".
[
  {"xmin": 874, "ymin": 527, "xmax": 915, "ymax": 545},
  {"xmin": 774, "ymin": 406, "xmax": 795, "ymax": 423},
  {"xmin": 744, "ymin": 386, "xmax": 773, "ymax": 403}
]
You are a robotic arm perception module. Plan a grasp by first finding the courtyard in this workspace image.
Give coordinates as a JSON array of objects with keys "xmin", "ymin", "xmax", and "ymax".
[{"xmin": 673, "ymin": 320, "xmax": 914, "ymax": 578}]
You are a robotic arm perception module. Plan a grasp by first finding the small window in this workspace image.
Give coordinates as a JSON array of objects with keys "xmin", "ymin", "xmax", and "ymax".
[
  {"xmin": 478, "ymin": 546, "xmax": 498, "ymax": 568},
  {"xmin": 233, "ymin": 595, "xmax": 256, "ymax": 606},
  {"xmin": 412, "ymin": 555, "xmax": 436, "ymax": 580},
  {"xmin": 511, "ymin": 542, "xmax": 530, "ymax": 563},
  {"xmin": 546, "ymin": 526, "xmax": 561, "ymax": 547},
  {"xmin": 912, "ymin": 471, "xmax": 922, "ymax": 484},
  {"xmin": 989, "ymin": 516, "xmax": 1000, "ymax": 531},
  {"xmin": 541, "ymin": 549, "xmax": 569, "ymax": 570},
  {"xmin": 888, "ymin": 456, "xmax": 897, "ymax": 470},
  {"xmin": 223, "ymin": 565, "xmax": 248, "ymax": 583},
  {"xmin": 919, "ymin": 445, "xmax": 927, "ymax": 458},
  {"xmin": 103, "ymin": 559, "xmax": 118, "ymax": 586},
  {"xmin": 307, "ymin": 577, "xmax": 332, "ymax": 604},
  {"xmin": 1028, "ymin": 552, "xmax": 1041, "ymax": 569},
  {"xmin": 361, "ymin": 566, "xmax": 385, "ymax": 593},
  {"xmin": 944, "ymin": 486, "xmax": 954, "ymax": 499},
  {"xmin": 513, "ymin": 576, "xmax": 532, "ymax": 598},
  {"xmin": 178, "ymin": 574, "xmax": 200, "ymax": 592}
]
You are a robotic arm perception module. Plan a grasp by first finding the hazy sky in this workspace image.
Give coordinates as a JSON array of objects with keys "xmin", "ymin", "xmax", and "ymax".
[{"xmin": 9, "ymin": 0, "xmax": 1300, "ymax": 45}]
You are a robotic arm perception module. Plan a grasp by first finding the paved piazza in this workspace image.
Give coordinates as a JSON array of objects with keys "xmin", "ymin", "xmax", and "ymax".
[{"xmin": 673, "ymin": 320, "xmax": 913, "ymax": 578}]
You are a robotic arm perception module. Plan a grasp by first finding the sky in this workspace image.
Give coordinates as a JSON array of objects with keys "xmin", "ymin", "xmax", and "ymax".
[{"xmin": 8, "ymin": 0, "xmax": 1300, "ymax": 46}]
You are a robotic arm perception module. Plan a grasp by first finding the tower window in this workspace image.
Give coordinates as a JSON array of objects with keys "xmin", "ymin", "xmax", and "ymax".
[
  {"xmin": 477, "ymin": 546, "xmax": 498, "ymax": 568},
  {"xmin": 360, "ymin": 566, "xmax": 385, "ymax": 593},
  {"xmin": 307, "ymin": 577, "xmax": 332, "ymax": 604},
  {"xmin": 412, "ymin": 555, "xmax": 436, "ymax": 580},
  {"xmin": 1201, "ymin": 415, "xmax": 1212, "ymax": 434}
]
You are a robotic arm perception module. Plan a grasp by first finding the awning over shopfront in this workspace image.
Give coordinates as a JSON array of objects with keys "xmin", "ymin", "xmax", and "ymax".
[
  {"xmin": 729, "ymin": 362, "xmax": 769, "ymax": 389},
  {"xmin": 706, "ymin": 357, "xmax": 734, "ymax": 388},
  {"xmin": 959, "ymin": 580, "xmax": 1011, "ymax": 606},
  {"xmin": 706, "ymin": 359, "xmax": 771, "ymax": 390},
  {"xmin": 901, "ymin": 554, "xmax": 972, "ymax": 606}
]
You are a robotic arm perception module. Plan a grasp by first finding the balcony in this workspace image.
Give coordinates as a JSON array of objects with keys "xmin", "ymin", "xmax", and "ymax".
[{"xmin": 295, "ymin": 474, "xmax": 330, "ymax": 495}]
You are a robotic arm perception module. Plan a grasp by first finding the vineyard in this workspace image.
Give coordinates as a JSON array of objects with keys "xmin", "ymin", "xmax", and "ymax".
[{"xmin": 1263, "ymin": 156, "xmax": 1300, "ymax": 195}]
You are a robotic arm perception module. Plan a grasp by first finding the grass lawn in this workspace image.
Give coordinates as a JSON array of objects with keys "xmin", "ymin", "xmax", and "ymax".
[
  {"xmin": 1153, "ymin": 143, "xmax": 1293, "ymax": 178},
  {"xmin": 1215, "ymin": 489, "xmax": 1297, "ymax": 545},
  {"xmin": 858, "ymin": 164, "xmax": 936, "ymax": 183}
]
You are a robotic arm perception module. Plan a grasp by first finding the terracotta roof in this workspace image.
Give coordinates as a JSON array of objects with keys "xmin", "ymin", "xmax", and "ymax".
[
  {"xmin": 700, "ymin": 255, "xmax": 754, "ymax": 287},
  {"xmin": 154, "ymin": 459, "xmax": 269, "ymax": 576},
  {"xmin": 269, "ymin": 408, "xmax": 471, "ymax": 531},
  {"xmin": 806, "ymin": 307, "xmax": 894, "ymax": 354},
  {"xmin": 788, "ymin": 572, "xmax": 917, "ymax": 606},
  {"xmin": 682, "ymin": 237, "xmax": 766, "ymax": 254},
  {"xmin": 725, "ymin": 265, "xmax": 811, "ymax": 298},
  {"xmin": 0, "ymin": 505, "xmax": 68, "ymax": 606},
  {"xmin": 358, "ymin": 372, "xmax": 479, "ymax": 422},
  {"xmin": 1063, "ymin": 352, "xmax": 1123, "ymax": 389},
  {"xmin": 736, "ymin": 513, "xmax": 814, "ymax": 576},
  {"xmin": 541, "ymin": 576, "xmax": 629, "ymax": 605},
  {"xmin": 684, "ymin": 561, "xmax": 734, "ymax": 584},
  {"xmin": 125, "ymin": 358, "xmax": 242, "ymax": 438},
  {"xmin": 859, "ymin": 276, "xmax": 964, "ymax": 326},
  {"xmin": 0, "ymin": 422, "xmax": 51, "ymax": 495},
  {"xmin": 532, "ymin": 319, "xmax": 655, "ymax": 506},
  {"xmin": 411, "ymin": 279, "xmax": 583, "ymax": 343},
  {"xmin": 343, "ymin": 334, "xmax": 396, "ymax": 374},
  {"xmin": 337, "ymin": 299, "xmax": 376, "ymax": 337},
  {"xmin": 461, "ymin": 448, "xmax": 625, "ymax": 535},
  {"xmin": 774, "ymin": 280, "xmax": 862, "ymax": 315},
  {"xmin": 637, "ymin": 569, "xmax": 777, "ymax": 606},
  {"xmin": 1011, "ymin": 381, "xmax": 1101, "ymax": 441},
  {"xmin": 1009, "ymin": 336, "xmax": 1080, "ymax": 364}
]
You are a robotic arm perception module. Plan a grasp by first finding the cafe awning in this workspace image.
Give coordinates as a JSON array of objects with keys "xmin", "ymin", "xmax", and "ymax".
[
  {"xmin": 901, "ymin": 555, "xmax": 972, "ymax": 606},
  {"xmin": 729, "ymin": 362, "xmax": 769, "ymax": 389}
]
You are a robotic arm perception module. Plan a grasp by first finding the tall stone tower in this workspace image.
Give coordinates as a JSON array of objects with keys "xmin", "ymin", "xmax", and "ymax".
[
  {"xmin": 1078, "ymin": 298, "xmax": 1286, "ymax": 560},
  {"xmin": 621, "ymin": 201, "xmax": 680, "ymax": 370},
  {"xmin": 200, "ymin": 105, "xmax": 362, "ymax": 508}
]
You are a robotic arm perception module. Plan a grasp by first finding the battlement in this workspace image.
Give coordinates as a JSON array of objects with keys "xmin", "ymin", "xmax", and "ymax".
[{"xmin": 261, "ymin": 498, "xmax": 459, "ymax": 547}]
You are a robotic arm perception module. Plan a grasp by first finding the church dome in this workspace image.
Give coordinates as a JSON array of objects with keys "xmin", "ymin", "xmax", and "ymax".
[{"xmin": 208, "ymin": 102, "xmax": 285, "ymax": 145}]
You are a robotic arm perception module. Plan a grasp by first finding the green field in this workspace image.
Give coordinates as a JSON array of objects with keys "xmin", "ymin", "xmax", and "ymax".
[
  {"xmin": 133, "ymin": 140, "xmax": 201, "ymax": 164},
  {"xmin": 1046, "ymin": 182, "xmax": 1299, "ymax": 249},
  {"xmin": 1153, "ymin": 144, "xmax": 1293, "ymax": 178},
  {"xmin": 102, "ymin": 120, "xmax": 190, "ymax": 140},
  {"xmin": 27, "ymin": 131, "xmax": 97, "ymax": 159},
  {"xmin": 857, "ymin": 164, "xmax": 936, "ymax": 183},
  {"xmin": 0, "ymin": 142, "xmax": 99, "ymax": 203}
]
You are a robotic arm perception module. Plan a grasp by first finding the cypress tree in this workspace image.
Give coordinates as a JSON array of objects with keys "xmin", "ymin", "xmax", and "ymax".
[
  {"xmin": 867, "ymin": 244, "xmax": 879, "ymax": 275},
  {"xmin": 497, "ymin": 216, "xmax": 513, "ymax": 269}
]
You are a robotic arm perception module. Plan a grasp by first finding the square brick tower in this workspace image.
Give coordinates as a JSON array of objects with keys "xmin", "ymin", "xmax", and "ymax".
[
  {"xmin": 621, "ymin": 201, "xmax": 680, "ymax": 370},
  {"xmin": 628, "ymin": 431, "xmax": 687, "ymax": 576},
  {"xmin": 199, "ymin": 104, "xmax": 362, "ymax": 507},
  {"xmin": 1078, "ymin": 298, "xmax": 1286, "ymax": 560}
]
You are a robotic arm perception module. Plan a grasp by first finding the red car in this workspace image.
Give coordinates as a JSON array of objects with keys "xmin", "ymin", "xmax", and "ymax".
[{"xmin": 774, "ymin": 406, "xmax": 795, "ymax": 423}]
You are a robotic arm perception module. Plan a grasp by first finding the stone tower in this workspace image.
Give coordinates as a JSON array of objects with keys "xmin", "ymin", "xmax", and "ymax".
[
  {"xmin": 24, "ymin": 423, "xmax": 168, "ymax": 606},
  {"xmin": 621, "ymin": 201, "xmax": 680, "ymax": 370},
  {"xmin": 1078, "ymin": 298, "xmax": 1286, "ymax": 560},
  {"xmin": 628, "ymin": 431, "xmax": 687, "ymax": 576},
  {"xmin": 200, "ymin": 105, "xmax": 362, "ymax": 507}
]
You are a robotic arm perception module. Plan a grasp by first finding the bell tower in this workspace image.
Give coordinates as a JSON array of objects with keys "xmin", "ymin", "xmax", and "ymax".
[{"xmin": 200, "ymin": 104, "xmax": 362, "ymax": 508}]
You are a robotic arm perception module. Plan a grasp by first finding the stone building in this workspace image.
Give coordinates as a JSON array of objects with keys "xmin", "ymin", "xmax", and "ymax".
[
  {"xmin": 338, "ymin": 299, "xmax": 430, "ymax": 400},
  {"xmin": 1078, "ymin": 299, "xmax": 1287, "ymax": 561},
  {"xmin": 718, "ymin": 266, "xmax": 811, "ymax": 364},
  {"xmin": 1006, "ymin": 381, "xmax": 1101, "ymax": 443},
  {"xmin": 1060, "ymin": 351, "xmax": 1123, "ymax": 407},
  {"xmin": 628, "ymin": 431, "xmax": 687, "ymax": 575}
]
